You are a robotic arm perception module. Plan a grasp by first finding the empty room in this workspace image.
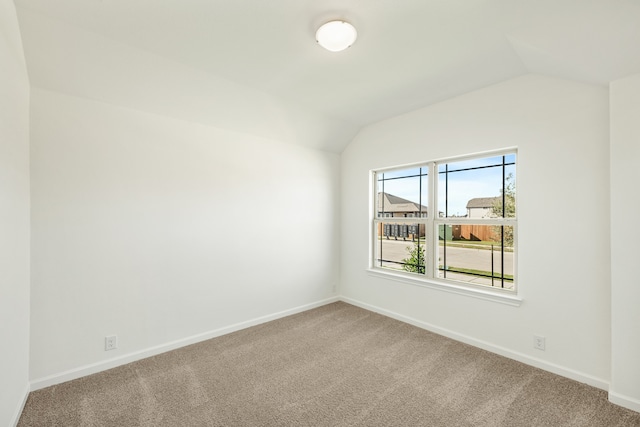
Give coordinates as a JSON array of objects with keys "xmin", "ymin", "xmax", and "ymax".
[{"xmin": 2, "ymin": 0, "xmax": 640, "ymax": 425}]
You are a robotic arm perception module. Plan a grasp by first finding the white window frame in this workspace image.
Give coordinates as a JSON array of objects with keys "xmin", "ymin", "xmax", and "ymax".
[{"xmin": 369, "ymin": 149, "xmax": 520, "ymax": 306}]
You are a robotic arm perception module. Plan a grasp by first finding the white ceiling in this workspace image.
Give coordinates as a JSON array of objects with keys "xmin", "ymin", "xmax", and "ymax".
[{"xmin": 14, "ymin": 0, "xmax": 640, "ymax": 152}]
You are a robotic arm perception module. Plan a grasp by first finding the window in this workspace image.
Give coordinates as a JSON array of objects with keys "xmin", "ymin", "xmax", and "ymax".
[{"xmin": 372, "ymin": 150, "xmax": 516, "ymax": 293}]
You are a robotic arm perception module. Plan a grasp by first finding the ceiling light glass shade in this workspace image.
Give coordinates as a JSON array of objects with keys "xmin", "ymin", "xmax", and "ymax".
[{"xmin": 316, "ymin": 20, "xmax": 357, "ymax": 52}]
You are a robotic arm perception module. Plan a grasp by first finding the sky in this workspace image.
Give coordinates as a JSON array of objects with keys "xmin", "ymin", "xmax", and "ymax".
[{"xmin": 377, "ymin": 154, "xmax": 515, "ymax": 217}]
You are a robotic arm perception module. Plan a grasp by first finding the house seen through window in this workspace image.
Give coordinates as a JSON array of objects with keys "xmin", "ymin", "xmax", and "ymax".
[{"xmin": 373, "ymin": 151, "xmax": 516, "ymax": 291}]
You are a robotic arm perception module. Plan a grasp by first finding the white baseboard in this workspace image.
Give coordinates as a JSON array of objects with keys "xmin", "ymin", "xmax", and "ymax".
[
  {"xmin": 30, "ymin": 296, "xmax": 339, "ymax": 391},
  {"xmin": 11, "ymin": 383, "xmax": 30, "ymax": 427},
  {"xmin": 609, "ymin": 391, "xmax": 640, "ymax": 413},
  {"xmin": 28, "ymin": 295, "xmax": 622, "ymax": 411},
  {"xmin": 340, "ymin": 296, "xmax": 610, "ymax": 391}
]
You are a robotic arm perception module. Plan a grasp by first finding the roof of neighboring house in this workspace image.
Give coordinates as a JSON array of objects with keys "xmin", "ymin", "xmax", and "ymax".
[
  {"xmin": 378, "ymin": 192, "xmax": 428, "ymax": 213},
  {"xmin": 466, "ymin": 197, "xmax": 500, "ymax": 209}
]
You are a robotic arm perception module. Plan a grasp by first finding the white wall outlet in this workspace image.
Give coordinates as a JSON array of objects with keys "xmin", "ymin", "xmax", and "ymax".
[
  {"xmin": 534, "ymin": 335, "xmax": 546, "ymax": 351},
  {"xmin": 105, "ymin": 335, "xmax": 118, "ymax": 351}
]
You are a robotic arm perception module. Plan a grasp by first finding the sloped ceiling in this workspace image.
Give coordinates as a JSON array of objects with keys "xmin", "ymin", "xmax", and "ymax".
[{"xmin": 14, "ymin": 0, "xmax": 640, "ymax": 152}]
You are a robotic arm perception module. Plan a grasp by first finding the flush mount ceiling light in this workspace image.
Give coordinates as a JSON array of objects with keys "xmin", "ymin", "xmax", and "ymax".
[{"xmin": 316, "ymin": 20, "xmax": 357, "ymax": 52}]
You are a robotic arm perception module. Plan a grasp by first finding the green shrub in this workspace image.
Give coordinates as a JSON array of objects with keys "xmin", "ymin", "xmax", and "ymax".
[{"xmin": 402, "ymin": 241, "xmax": 425, "ymax": 274}]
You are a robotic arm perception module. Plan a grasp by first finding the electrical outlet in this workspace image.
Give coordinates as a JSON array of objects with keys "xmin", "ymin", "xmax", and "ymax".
[
  {"xmin": 105, "ymin": 335, "xmax": 118, "ymax": 351},
  {"xmin": 533, "ymin": 335, "xmax": 546, "ymax": 351}
]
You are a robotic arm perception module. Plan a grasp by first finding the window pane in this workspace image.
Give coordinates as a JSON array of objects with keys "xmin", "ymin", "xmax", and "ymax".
[
  {"xmin": 438, "ymin": 155, "xmax": 516, "ymax": 219},
  {"xmin": 375, "ymin": 222, "xmax": 426, "ymax": 274},
  {"xmin": 503, "ymin": 165, "xmax": 516, "ymax": 218},
  {"xmin": 437, "ymin": 224, "xmax": 514, "ymax": 289},
  {"xmin": 377, "ymin": 168, "xmax": 428, "ymax": 218}
]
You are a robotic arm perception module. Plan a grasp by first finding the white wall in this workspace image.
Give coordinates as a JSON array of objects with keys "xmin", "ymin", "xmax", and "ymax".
[
  {"xmin": 610, "ymin": 73, "xmax": 640, "ymax": 412},
  {"xmin": 341, "ymin": 74, "xmax": 611, "ymax": 387},
  {"xmin": 29, "ymin": 88, "xmax": 340, "ymax": 383},
  {"xmin": 0, "ymin": 0, "xmax": 31, "ymax": 425}
]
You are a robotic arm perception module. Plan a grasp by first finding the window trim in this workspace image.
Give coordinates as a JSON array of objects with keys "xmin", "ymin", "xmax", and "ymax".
[
  {"xmin": 370, "ymin": 148, "xmax": 519, "ymax": 304},
  {"xmin": 365, "ymin": 267, "xmax": 522, "ymax": 306}
]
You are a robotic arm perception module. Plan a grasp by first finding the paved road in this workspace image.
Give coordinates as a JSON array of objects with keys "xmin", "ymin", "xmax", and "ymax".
[{"xmin": 376, "ymin": 239, "xmax": 513, "ymax": 276}]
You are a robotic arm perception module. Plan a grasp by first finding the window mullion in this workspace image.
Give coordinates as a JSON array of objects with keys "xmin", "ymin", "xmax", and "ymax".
[{"xmin": 427, "ymin": 162, "xmax": 436, "ymax": 279}]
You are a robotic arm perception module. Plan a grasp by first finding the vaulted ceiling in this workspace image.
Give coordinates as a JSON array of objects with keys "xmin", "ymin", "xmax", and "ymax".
[{"xmin": 14, "ymin": 0, "xmax": 640, "ymax": 152}]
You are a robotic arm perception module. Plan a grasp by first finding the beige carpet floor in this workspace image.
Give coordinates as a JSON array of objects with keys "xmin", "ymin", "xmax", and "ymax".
[{"xmin": 18, "ymin": 302, "xmax": 640, "ymax": 426}]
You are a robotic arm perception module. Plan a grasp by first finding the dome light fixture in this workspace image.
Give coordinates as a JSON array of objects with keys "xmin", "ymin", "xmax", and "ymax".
[{"xmin": 315, "ymin": 20, "xmax": 357, "ymax": 52}]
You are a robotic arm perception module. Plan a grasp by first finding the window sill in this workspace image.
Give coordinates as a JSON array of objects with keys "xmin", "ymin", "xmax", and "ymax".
[{"xmin": 366, "ymin": 268, "xmax": 522, "ymax": 307}]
